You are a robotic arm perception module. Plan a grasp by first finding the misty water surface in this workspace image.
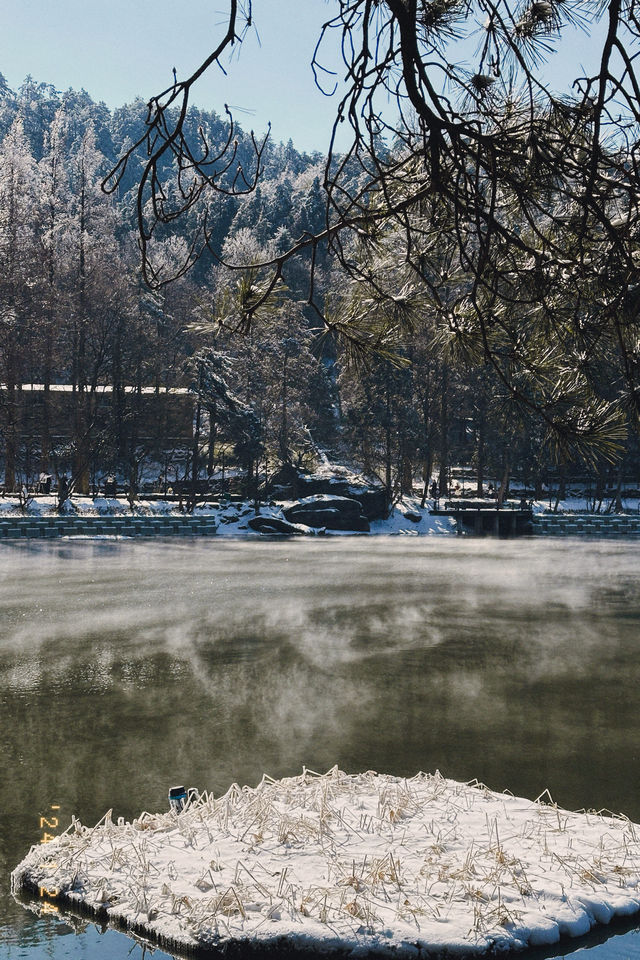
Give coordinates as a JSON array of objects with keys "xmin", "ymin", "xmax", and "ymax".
[{"xmin": 1, "ymin": 536, "xmax": 640, "ymax": 960}]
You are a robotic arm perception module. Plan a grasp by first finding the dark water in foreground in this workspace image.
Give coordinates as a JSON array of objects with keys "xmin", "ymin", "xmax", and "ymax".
[{"xmin": 1, "ymin": 536, "xmax": 640, "ymax": 960}]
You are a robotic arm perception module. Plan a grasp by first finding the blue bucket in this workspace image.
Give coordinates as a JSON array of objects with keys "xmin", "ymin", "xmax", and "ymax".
[{"xmin": 168, "ymin": 785, "xmax": 187, "ymax": 812}]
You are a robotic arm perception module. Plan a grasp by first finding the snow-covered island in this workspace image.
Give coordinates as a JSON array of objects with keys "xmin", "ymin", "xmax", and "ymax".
[{"xmin": 12, "ymin": 769, "xmax": 640, "ymax": 958}]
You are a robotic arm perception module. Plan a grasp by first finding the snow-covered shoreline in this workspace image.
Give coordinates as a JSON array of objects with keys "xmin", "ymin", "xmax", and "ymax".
[
  {"xmin": 0, "ymin": 494, "xmax": 458, "ymax": 537},
  {"xmin": 12, "ymin": 769, "xmax": 640, "ymax": 958},
  {"xmin": 1, "ymin": 492, "xmax": 639, "ymax": 540}
]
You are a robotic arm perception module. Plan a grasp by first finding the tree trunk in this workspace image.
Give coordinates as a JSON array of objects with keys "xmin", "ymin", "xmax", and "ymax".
[
  {"xmin": 437, "ymin": 364, "xmax": 449, "ymax": 497},
  {"xmin": 278, "ymin": 353, "xmax": 289, "ymax": 465},
  {"xmin": 475, "ymin": 393, "xmax": 486, "ymax": 497},
  {"xmin": 189, "ymin": 392, "xmax": 202, "ymax": 513},
  {"xmin": 497, "ymin": 454, "xmax": 511, "ymax": 506},
  {"xmin": 72, "ymin": 175, "xmax": 90, "ymax": 496},
  {"xmin": 73, "ymin": 388, "xmax": 91, "ymax": 496},
  {"xmin": 207, "ymin": 402, "xmax": 216, "ymax": 477},
  {"xmin": 611, "ymin": 462, "xmax": 624, "ymax": 513},
  {"xmin": 4, "ymin": 372, "xmax": 18, "ymax": 491},
  {"xmin": 385, "ymin": 372, "xmax": 392, "ymax": 507},
  {"xmin": 418, "ymin": 376, "xmax": 433, "ymax": 508},
  {"xmin": 40, "ymin": 336, "xmax": 53, "ymax": 472},
  {"xmin": 253, "ymin": 459, "xmax": 261, "ymax": 514},
  {"xmin": 420, "ymin": 455, "xmax": 433, "ymax": 508},
  {"xmin": 401, "ymin": 448, "xmax": 413, "ymax": 496}
]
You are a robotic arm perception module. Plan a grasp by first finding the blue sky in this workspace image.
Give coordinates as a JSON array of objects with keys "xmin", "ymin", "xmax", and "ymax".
[
  {"xmin": 0, "ymin": 0, "xmax": 346, "ymax": 152},
  {"xmin": 0, "ymin": 0, "xmax": 604, "ymax": 153}
]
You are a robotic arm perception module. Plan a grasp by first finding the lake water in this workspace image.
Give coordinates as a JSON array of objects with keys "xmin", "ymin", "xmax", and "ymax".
[{"xmin": 1, "ymin": 536, "xmax": 640, "ymax": 960}]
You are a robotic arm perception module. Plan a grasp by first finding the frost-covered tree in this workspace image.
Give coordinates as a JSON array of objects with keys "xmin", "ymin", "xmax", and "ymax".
[
  {"xmin": 65, "ymin": 124, "xmax": 120, "ymax": 492},
  {"xmin": 108, "ymin": 0, "xmax": 640, "ymax": 461},
  {"xmin": 0, "ymin": 116, "xmax": 41, "ymax": 488},
  {"xmin": 36, "ymin": 106, "xmax": 71, "ymax": 470}
]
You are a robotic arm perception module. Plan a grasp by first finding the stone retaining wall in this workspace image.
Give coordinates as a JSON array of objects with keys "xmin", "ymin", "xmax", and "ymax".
[
  {"xmin": 531, "ymin": 514, "xmax": 640, "ymax": 536},
  {"xmin": 0, "ymin": 515, "xmax": 218, "ymax": 539}
]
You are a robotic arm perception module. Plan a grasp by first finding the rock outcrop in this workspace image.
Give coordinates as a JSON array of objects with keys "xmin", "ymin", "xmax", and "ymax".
[
  {"xmin": 269, "ymin": 468, "xmax": 386, "ymax": 520},
  {"xmin": 247, "ymin": 516, "xmax": 310, "ymax": 536},
  {"xmin": 282, "ymin": 495, "xmax": 370, "ymax": 531}
]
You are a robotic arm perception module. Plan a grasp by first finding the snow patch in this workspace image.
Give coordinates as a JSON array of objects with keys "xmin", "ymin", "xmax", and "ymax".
[{"xmin": 12, "ymin": 769, "xmax": 640, "ymax": 957}]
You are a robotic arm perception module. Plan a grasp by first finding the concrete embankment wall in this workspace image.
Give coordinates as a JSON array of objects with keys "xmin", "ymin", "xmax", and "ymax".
[
  {"xmin": 0, "ymin": 515, "xmax": 218, "ymax": 540},
  {"xmin": 531, "ymin": 514, "xmax": 640, "ymax": 536}
]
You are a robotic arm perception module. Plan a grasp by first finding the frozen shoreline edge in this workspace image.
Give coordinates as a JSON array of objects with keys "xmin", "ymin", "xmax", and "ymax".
[
  {"xmin": 0, "ymin": 494, "xmax": 459, "ymax": 539},
  {"xmin": 12, "ymin": 882, "xmax": 640, "ymax": 960}
]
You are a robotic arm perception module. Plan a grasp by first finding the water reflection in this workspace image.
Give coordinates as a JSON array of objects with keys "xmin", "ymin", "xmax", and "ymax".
[{"xmin": 1, "ymin": 537, "xmax": 640, "ymax": 959}]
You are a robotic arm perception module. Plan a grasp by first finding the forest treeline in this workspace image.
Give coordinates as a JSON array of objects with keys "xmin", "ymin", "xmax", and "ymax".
[{"xmin": 0, "ymin": 76, "xmax": 637, "ymax": 505}]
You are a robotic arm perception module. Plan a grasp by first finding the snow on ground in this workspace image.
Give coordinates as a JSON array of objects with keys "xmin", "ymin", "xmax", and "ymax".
[
  {"xmin": 371, "ymin": 497, "xmax": 458, "ymax": 536},
  {"xmin": 0, "ymin": 494, "xmax": 459, "ymax": 536},
  {"xmin": 535, "ymin": 496, "xmax": 640, "ymax": 514},
  {"xmin": 12, "ymin": 769, "xmax": 640, "ymax": 957}
]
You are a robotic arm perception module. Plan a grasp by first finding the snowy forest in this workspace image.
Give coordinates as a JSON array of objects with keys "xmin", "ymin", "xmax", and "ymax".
[{"xmin": 0, "ymin": 74, "xmax": 638, "ymax": 505}]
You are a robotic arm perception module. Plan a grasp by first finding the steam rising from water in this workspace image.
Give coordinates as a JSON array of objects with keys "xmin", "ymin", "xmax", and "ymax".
[
  {"xmin": 1, "ymin": 537, "xmax": 638, "ymax": 801},
  {"xmin": 0, "ymin": 539, "xmax": 638, "ymax": 783},
  {"xmin": 0, "ymin": 537, "xmax": 635, "ymax": 675}
]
